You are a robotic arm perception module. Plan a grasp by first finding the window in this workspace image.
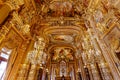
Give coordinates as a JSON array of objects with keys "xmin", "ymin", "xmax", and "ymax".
[{"xmin": 0, "ymin": 47, "xmax": 12, "ymax": 80}]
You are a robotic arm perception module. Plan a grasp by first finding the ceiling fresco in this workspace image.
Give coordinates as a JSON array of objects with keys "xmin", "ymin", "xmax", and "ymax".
[
  {"xmin": 51, "ymin": 47, "xmax": 74, "ymax": 61},
  {"xmin": 30, "ymin": 0, "xmax": 88, "ymax": 53},
  {"xmin": 1, "ymin": 0, "xmax": 120, "ymax": 79},
  {"xmin": 51, "ymin": 34, "xmax": 74, "ymax": 43},
  {"xmin": 34, "ymin": 0, "xmax": 88, "ymax": 17}
]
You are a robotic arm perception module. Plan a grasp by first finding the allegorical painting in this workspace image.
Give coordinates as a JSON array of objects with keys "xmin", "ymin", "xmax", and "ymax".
[
  {"xmin": 52, "ymin": 47, "xmax": 73, "ymax": 61},
  {"xmin": 52, "ymin": 34, "xmax": 73, "ymax": 43}
]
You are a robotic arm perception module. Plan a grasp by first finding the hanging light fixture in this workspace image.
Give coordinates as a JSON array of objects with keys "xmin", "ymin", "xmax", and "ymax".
[{"xmin": 27, "ymin": 37, "xmax": 47, "ymax": 67}]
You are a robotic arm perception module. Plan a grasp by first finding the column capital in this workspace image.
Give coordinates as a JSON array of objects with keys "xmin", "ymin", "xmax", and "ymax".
[{"xmin": 5, "ymin": 0, "xmax": 24, "ymax": 11}]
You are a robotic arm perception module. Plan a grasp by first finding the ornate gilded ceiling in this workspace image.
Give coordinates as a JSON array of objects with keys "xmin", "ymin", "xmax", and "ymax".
[
  {"xmin": 51, "ymin": 47, "xmax": 74, "ymax": 61},
  {"xmin": 1, "ymin": 0, "xmax": 120, "ymax": 80},
  {"xmin": 29, "ymin": 0, "xmax": 120, "ymax": 58},
  {"xmin": 34, "ymin": 0, "xmax": 87, "ymax": 17},
  {"xmin": 42, "ymin": 25, "xmax": 82, "ymax": 42},
  {"xmin": 31, "ymin": 0, "xmax": 88, "ymax": 52}
]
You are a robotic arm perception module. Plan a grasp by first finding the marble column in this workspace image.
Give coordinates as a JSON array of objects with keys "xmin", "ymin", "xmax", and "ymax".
[
  {"xmin": 16, "ymin": 38, "xmax": 34, "ymax": 79},
  {"xmin": 78, "ymin": 56, "xmax": 87, "ymax": 80},
  {"xmin": 88, "ymin": 16, "xmax": 120, "ymax": 80},
  {"xmin": 77, "ymin": 72, "xmax": 82, "ymax": 80},
  {"xmin": 84, "ymin": 66, "xmax": 90, "ymax": 80},
  {"xmin": 99, "ymin": 63, "xmax": 113, "ymax": 80},
  {"xmin": 89, "ymin": 64, "xmax": 101, "ymax": 80},
  {"xmin": 45, "ymin": 72, "xmax": 48, "ymax": 80},
  {"xmin": 86, "ymin": 64, "xmax": 93, "ymax": 80},
  {"xmin": 48, "ymin": 72, "xmax": 51, "ymax": 80},
  {"xmin": 27, "ymin": 64, "xmax": 37, "ymax": 80},
  {"xmin": 17, "ymin": 64, "xmax": 30, "ymax": 80},
  {"xmin": 36, "ymin": 67, "xmax": 43, "ymax": 80}
]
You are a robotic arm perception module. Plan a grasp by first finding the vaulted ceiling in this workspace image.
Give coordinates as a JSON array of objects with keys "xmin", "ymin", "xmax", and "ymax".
[{"xmin": 30, "ymin": 0, "xmax": 89, "ymax": 53}]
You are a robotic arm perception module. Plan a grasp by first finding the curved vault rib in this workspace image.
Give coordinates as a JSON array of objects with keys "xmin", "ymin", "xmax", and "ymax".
[{"xmin": 41, "ymin": 25, "xmax": 83, "ymax": 44}]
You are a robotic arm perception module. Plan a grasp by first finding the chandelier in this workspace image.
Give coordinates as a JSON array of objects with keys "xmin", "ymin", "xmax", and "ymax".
[{"xmin": 27, "ymin": 37, "xmax": 47, "ymax": 67}]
